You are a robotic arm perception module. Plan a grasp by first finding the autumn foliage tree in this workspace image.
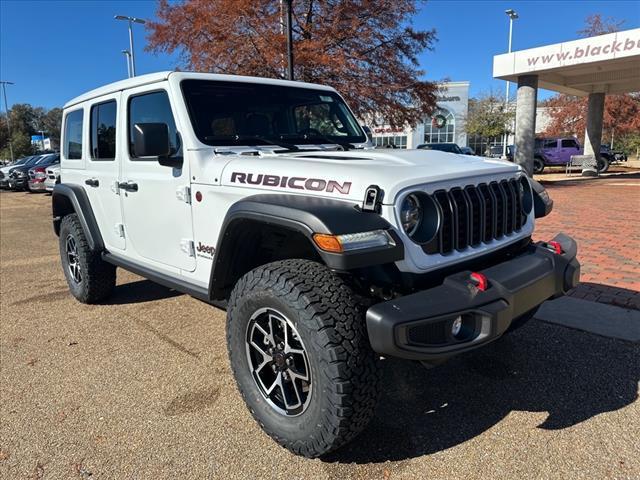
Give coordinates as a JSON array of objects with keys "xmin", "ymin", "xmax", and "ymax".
[{"xmin": 147, "ymin": 0, "xmax": 438, "ymax": 127}]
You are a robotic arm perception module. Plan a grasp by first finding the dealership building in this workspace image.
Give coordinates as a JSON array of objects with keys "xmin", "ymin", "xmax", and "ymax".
[{"xmin": 369, "ymin": 81, "xmax": 553, "ymax": 154}]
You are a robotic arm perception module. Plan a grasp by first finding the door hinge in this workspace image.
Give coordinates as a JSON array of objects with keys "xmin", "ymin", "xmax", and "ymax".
[
  {"xmin": 180, "ymin": 239, "xmax": 195, "ymax": 257},
  {"xmin": 176, "ymin": 186, "xmax": 191, "ymax": 204},
  {"xmin": 111, "ymin": 181, "xmax": 120, "ymax": 195},
  {"xmin": 114, "ymin": 223, "xmax": 125, "ymax": 238}
]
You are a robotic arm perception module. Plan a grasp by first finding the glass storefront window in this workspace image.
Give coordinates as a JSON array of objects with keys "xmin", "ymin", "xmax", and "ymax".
[
  {"xmin": 372, "ymin": 135, "xmax": 407, "ymax": 149},
  {"xmin": 424, "ymin": 108, "xmax": 455, "ymax": 144}
]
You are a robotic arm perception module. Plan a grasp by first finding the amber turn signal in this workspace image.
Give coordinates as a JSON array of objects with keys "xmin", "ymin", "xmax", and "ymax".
[{"xmin": 312, "ymin": 234, "xmax": 343, "ymax": 253}]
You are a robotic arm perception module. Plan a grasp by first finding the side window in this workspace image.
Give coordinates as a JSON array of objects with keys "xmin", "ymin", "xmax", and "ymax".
[
  {"xmin": 543, "ymin": 139, "xmax": 557, "ymax": 149},
  {"xmin": 64, "ymin": 109, "xmax": 84, "ymax": 160},
  {"xmin": 561, "ymin": 139, "xmax": 578, "ymax": 149},
  {"xmin": 128, "ymin": 90, "xmax": 179, "ymax": 160},
  {"xmin": 90, "ymin": 101, "xmax": 117, "ymax": 160}
]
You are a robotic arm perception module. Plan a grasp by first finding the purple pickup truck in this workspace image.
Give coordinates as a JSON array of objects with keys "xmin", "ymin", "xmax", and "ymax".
[{"xmin": 534, "ymin": 137, "xmax": 611, "ymax": 174}]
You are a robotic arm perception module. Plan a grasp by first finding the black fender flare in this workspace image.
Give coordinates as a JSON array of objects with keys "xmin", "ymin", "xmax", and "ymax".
[
  {"xmin": 208, "ymin": 194, "xmax": 404, "ymax": 301},
  {"xmin": 52, "ymin": 183, "xmax": 104, "ymax": 251}
]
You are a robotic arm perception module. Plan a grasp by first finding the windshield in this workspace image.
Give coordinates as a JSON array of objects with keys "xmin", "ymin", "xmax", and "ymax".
[
  {"xmin": 181, "ymin": 80, "xmax": 366, "ymax": 147},
  {"xmin": 24, "ymin": 156, "xmax": 43, "ymax": 166}
]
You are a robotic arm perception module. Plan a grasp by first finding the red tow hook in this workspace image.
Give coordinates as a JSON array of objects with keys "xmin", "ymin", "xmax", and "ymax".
[
  {"xmin": 546, "ymin": 240, "xmax": 563, "ymax": 255},
  {"xmin": 470, "ymin": 272, "xmax": 489, "ymax": 292}
]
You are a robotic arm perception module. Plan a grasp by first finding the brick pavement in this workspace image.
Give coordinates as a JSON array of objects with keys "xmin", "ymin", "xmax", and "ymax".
[{"xmin": 534, "ymin": 174, "xmax": 640, "ymax": 310}]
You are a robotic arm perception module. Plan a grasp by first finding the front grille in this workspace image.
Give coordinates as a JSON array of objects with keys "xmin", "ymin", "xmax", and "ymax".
[
  {"xmin": 28, "ymin": 171, "xmax": 35, "ymax": 180},
  {"xmin": 424, "ymin": 178, "xmax": 527, "ymax": 255}
]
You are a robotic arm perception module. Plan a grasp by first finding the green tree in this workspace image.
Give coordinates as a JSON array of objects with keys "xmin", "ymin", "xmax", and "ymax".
[{"xmin": 465, "ymin": 92, "xmax": 515, "ymax": 139}]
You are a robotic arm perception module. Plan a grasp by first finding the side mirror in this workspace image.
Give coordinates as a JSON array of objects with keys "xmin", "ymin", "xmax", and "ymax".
[
  {"xmin": 133, "ymin": 123, "xmax": 170, "ymax": 157},
  {"xmin": 133, "ymin": 123, "xmax": 183, "ymax": 168}
]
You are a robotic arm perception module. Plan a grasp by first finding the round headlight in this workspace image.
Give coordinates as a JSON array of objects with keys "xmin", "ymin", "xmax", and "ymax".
[{"xmin": 401, "ymin": 194, "xmax": 423, "ymax": 236}]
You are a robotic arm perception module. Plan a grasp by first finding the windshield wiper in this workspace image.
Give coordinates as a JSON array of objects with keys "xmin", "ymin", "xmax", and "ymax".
[{"xmin": 204, "ymin": 134, "xmax": 299, "ymax": 152}]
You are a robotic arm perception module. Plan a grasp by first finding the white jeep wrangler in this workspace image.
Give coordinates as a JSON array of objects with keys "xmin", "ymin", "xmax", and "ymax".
[{"xmin": 53, "ymin": 71, "xmax": 580, "ymax": 458}]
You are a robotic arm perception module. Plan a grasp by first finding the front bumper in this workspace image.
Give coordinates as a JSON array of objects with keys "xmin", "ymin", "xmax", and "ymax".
[
  {"xmin": 9, "ymin": 177, "xmax": 28, "ymax": 190},
  {"xmin": 28, "ymin": 180, "xmax": 47, "ymax": 191},
  {"xmin": 366, "ymin": 233, "xmax": 580, "ymax": 361}
]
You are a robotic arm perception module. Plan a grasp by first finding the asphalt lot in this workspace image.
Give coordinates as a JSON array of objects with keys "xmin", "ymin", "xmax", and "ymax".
[{"xmin": 1, "ymin": 190, "xmax": 639, "ymax": 479}]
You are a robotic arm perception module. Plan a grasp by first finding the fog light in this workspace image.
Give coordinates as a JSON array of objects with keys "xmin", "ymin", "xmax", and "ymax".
[{"xmin": 451, "ymin": 316, "xmax": 463, "ymax": 337}]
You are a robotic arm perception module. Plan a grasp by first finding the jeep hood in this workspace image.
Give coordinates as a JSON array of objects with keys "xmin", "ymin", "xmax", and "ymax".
[{"xmin": 218, "ymin": 149, "xmax": 521, "ymax": 204}]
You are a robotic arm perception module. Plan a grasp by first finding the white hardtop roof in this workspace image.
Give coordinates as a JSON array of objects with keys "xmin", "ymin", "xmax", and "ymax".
[{"xmin": 64, "ymin": 71, "xmax": 336, "ymax": 109}]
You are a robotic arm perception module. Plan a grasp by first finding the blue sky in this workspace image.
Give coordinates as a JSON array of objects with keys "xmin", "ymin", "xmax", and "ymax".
[{"xmin": 1, "ymin": 0, "xmax": 638, "ymax": 110}]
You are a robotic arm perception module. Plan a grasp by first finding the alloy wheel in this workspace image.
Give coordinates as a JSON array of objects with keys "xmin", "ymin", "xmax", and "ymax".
[
  {"xmin": 65, "ymin": 234, "xmax": 82, "ymax": 284},
  {"xmin": 245, "ymin": 307, "xmax": 312, "ymax": 416}
]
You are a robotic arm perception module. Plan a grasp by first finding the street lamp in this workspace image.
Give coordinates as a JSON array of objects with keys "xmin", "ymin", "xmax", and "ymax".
[
  {"xmin": 122, "ymin": 49, "xmax": 132, "ymax": 78},
  {"xmin": 0, "ymin": 80, "xmax": 14, "ymax": 162},
  {"xmin": 502, "ymin": 8, "xmax": 518, "ymax": 159},
  {"xmin": 114, "ymin": 15, "xmax": 146, "ymax": 77},
  {"xmin": 38, "ymin": 130, "xmax": 46, "ymax": 151}
]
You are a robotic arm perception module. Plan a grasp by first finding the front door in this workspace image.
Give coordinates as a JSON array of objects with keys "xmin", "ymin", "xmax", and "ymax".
[{"xmin": 120, "ymin": 85, "xmax": 195, "ymax": 272}]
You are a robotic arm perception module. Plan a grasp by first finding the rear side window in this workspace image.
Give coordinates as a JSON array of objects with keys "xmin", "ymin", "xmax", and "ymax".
[
  {"xmin": 90, "ymin": 101, "xmax": 117, "ymax": 160},
  {"xmin": 64, "ymin": 109, "xmax": 84, "ymax": 159},
  {"xmin": 561, "ymin": 139, "xmax": 578, "ymax": 148},
  {"xmin": 128, "ymin": 90, "xmax": 179, "ymax": 160},
  {"xmin": 543, "ymin": 139, "xmax": 557, "ymax": 149}
]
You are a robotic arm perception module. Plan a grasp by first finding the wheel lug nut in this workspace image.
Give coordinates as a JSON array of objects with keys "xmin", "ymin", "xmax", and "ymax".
[{"xmin": 271, "ymin": 364, "xmax": 277, "ymax": 372}]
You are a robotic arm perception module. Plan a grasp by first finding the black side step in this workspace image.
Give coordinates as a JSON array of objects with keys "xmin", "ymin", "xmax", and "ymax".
[{"xmin": 102, "ymin": 253, "xmax": 226, "ymax": 310}]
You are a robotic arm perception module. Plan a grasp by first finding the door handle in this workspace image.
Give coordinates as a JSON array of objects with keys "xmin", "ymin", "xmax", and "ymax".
[
  {"xmin": 118, "ymin": 181, "xmax": 138, "ymax": 192},
  {"xmin": 85, "ymin": 178, "xmax": 99, "ymax": 187}
]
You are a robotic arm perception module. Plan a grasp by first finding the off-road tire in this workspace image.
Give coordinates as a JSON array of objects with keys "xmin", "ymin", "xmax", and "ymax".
[
  {"xmin": 597, "ymin": 157, "xmax": 610, "ymax": 173},
  {"xmin": 533, "ymin": 158, "xmax": 545, "ymax": 174},
  {"xmin": 59, "ymin": 214, "xmax": 116, "ymax": 303},
  {"xmin": 226, "ymin": 259, "xmax": 380, "ymax": 458}
]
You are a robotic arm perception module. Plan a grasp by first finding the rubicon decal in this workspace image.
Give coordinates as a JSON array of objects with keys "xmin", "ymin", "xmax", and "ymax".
[{"xmin": 231, "ymin": 172, "xmax": 351, "ymax": 195}]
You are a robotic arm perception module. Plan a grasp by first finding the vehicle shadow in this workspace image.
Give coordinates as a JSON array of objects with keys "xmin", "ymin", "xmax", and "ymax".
[
  {"xmin": 104, "ymin": 279, "xmax": 183, "ymax": 305},
  {"xmin": 325, "ymin": 320, "xmax": 639, "ymax": 463}
]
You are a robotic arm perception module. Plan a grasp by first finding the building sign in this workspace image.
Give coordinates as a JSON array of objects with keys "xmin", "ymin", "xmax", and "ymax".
[
  {"xmin": 372, "ymin": 126, "xmax": 405, "ymax": 134},
  {"xmin": 436, "ymin": 95, "xmax": 461, "ymax": 102}
]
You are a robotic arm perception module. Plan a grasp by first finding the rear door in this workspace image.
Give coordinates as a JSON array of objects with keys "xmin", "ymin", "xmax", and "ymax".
[
  {"xmin": 85, "ymin": 96, "xmax": 126, "ymax": 251},
  {"xmin": 119, "ymin": 85, "xmax": 195, "ymax": 272}
]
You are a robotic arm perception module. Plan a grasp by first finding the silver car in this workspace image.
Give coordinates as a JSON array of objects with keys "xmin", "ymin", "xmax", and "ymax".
[{"xmin": 44, "ymin": 164, "xmax": 61, "ymax": 192}]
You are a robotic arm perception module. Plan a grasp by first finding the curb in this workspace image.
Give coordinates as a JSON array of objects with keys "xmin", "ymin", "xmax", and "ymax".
[{"xmin": 535, "ymin": 296, "xmax": 640, "ymax": 343}]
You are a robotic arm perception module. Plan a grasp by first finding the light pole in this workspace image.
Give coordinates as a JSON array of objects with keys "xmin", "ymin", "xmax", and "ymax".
[
  {"xmin": 114, "ymin": 15, "xmax": 145, "ymax": 77},
  {"xmin": 0, "ymin": 80, "xmax": 14, "ymax": 162},
  {"xmin": 122, "ymin": 49, "xmax": 132, "ymax": 78},
  {"xmin": 503, "ymin": 8, "xmax": 518, "ymax": 159},
  {"xmin": 283, "ymin": 0, "xmax": 294, "ymax": 80},
  {"xmin": 38, "ymin": 130, "xmax": 46, "ymax": 151}
]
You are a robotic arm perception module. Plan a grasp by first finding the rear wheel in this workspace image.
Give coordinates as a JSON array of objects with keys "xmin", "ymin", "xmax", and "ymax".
[
  {"xmin": 226, "ymin": 259, "xmax": 379, "ymax": 458},
  {"xmin": 59, "ymin": 214, "xmax": 116, "ymax": 303},
  {"xmin": 533, "ymin": 158, "xmax": 545, "ymax": 174}
]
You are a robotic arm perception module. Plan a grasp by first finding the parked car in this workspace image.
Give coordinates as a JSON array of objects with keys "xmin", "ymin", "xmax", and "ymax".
[
  {"xmin": 534, "ymin": 137, "xmax": 610, "ymax": 174},
  {"xmin": 7, "ymin": 154, "xmax": 57, "ymax": 191},
  {"xmin": 0, "ymin": 155, "xmax": 38, "ymax": 189},
  {"xmin": 44, "ymin": 164, "xmax": 61, "ymax": 193},
  {"xmin": 27, "ymin": 154, "xmax": 61, "ymax": 192},
  {"xmin": 601, "ymin": 143, "xmax": 627, "ymax": 163},
  {"xmin": 416, "ymin": 142, "xmax": 463, "ymax": 154},
  {"xmin": 53, "ymin": 71, "xmax": 578, "ymax": 458},
  {"xmin": 460, "ymin": 146, "xmax": 475, "ymax": 155}
]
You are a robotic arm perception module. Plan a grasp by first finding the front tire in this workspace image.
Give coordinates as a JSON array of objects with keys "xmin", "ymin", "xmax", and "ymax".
[
  {"xmin": 226, "ymin": 259, "xmax": 379, "ymax": 458},
  {"xmin": 59, "ymin": 214, "xmax": 116, "ymax": 303},
  {"xmin": 533, "ymin": 157, "xmax": 545, "ymax": 174},
  {"xmin": 597, "ymin": 157, "xmax": 610, "ymax": 173}
]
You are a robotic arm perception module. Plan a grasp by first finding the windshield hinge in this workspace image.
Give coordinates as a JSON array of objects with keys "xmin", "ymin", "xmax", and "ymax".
[{"xmin": 180, "ymin": 239, "xmax": 195, "ymax": 257}]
